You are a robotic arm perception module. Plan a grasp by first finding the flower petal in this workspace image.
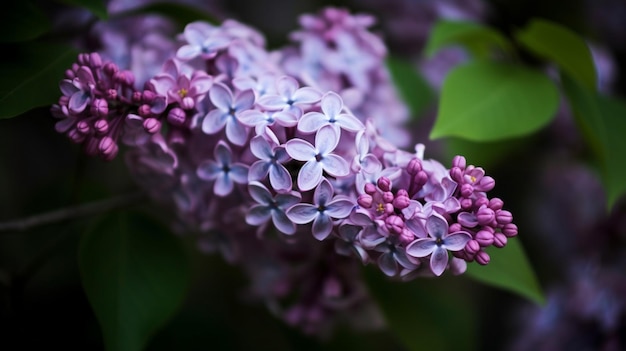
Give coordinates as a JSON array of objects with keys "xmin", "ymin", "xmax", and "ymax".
[
  {"xmin": 321, "ymin": 91, "xmax": 343, "ymax": 118},
  {"xmin": 209, "ymin": 83, "xmax": 233, "ymax": 111},
  {"xmin": 229, "ymin": 164, "xmax": 249, "ymax": 184},
  {"xmin": 312, "ymin": 214, "xmax": 333, "ymax": 240},
  {"xmin": 239, "ymin": 110, "xmax": 267, "ymax": 127},
  {"xmin": 249, "ymin": 135, "xmax": 273, "ymax": 160},
  {"xmin": 285, "ymin": 139, "xmax": 315, "ymax": 161},
  {"xmin": 378, "ymin": 252, "xmax": 397, "ymax": 277},
  {"xmin": 246, "ymin": 204, "xmax": 271, "ymax": 225},
  {"xmin": 69, "ymin": 92, "xmax": 89, "ymax": 113},
  {"xmin": 225, "ymin": 118, "xmax": 248, "ymax": 146},
  {"xmin": 213, "ymin": 141, "xmax": 232, "ymax": 165},
  {"xmin": 248, "ymin": 181, "xmax": 273, "ymax": 204},
  {"xmin": 426, "ymin": 213, "xmax": 449, "ymax": 239},
  {"xmin": 443, "ymin": 232, "xmax": 471, "ymax": 251},
  {"xmin": 275, "ymin": 192, "xmax": 301, "ymax": 208},
  {"xmin": 202, "ymin": 110, "xmax": 228, "ymax": 134},
  {"xmin": 405, "ymin": 238, "xmax": 436, "ymax": 258},
  {"xmin": 314, "ymin": 178, "xmax": 334, "ymax": 206},
  {"xmin": 320, "ymin": 154, "xmax": 349, "ymax": 177},
  {"xmin": 248, "ymin": 161, "xmax": 270, "ymax": 181},
  {"xmin": 234, "ymin": 89, "xmax": 255, "ymax": 111},
  {"xmin": 214, "ymin": 174, "xmax": 233, "ymax": 197},
  {"xmin": 276, "ymin": 76, "xmax": 298, "ymax": 99},
  {"xmin": 257, "ymin": 95, "xmax": 287, "ymax": 110},
  {"xmin": 315, "ymin": 125, "xmax": 339, "ymax": 154},
  {"xmin": 336, "ymin": 113, "xmax": 364, "ymax": 132},
  {"xmin": 269, "ymin": 164, "xmax": 292, "ymax": 192},
  {"xmin": 292, "ymin": 87, "xmax": 322, "ymax": 104},
  {"xmin": 297, "ymin": 160, "xmax": 323, "ymax": 191},
  {"xmin": 286, "ymin": 204, "xmax": 318, "ymax": 224},
  {"xmin": 196, "ymin": 160, "xmax": 221, "ymax": 180},
  {"xmin": 298, "ymin": 112, "xmax": 328, "ymax": 134},
  {"xmin": 325, "ymin": 199, "xmax": 354, "ymax": 219},
  {"xmin": 430, "ymin": 246, "xmax": 449, "ymax": 276},
  {"xmin": 272, "ymin": 210, "xmax": 296, "ymax": 235}
]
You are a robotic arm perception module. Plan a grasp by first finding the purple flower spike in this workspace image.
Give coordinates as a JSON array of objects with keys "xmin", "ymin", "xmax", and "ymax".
[
  {"xmin": 202, "ymin": 83, "xmax": 253, "ymax": 146},
  {"xmin": 246, "ymin": 181, "xmax": 302, "ymax": 235},
  {"xmin": 285, "ymin": 125, "xmax": 349, "ymax": 191},
  {"xmin": 249, "ymin": 136, "xmax": 292, "ymax": 192},
  {"xmin": 286, "ymin": 179, "xmax": 354, "ymax": 240},
  {"xmin": 197, "ymin": 141, "xmax": 249, "ymax": 197},
  {"xmin": 298, "ymin": 92, "xmax": 364, "ymax": 135},
  {"xmin": 406, "ymin": 213, "xmax": 471, "ymax": 276}
]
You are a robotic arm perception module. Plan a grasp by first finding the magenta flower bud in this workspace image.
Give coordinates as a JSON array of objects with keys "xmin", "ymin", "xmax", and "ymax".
[
  {"xmin": 89, "ymin": 53, "xmax": 102, "ymax": 67},
  {"xmin": 461, "ymin": 183, "xmax": 473, "ymax": 198},
  {"xmin": 167, "ymin": 107, "xmax": 187, "ymax": 126},
  {"xmin": 78, "ymin": 53, "xmax": 88, "ymax": 65},
  {"xmin": 94, "ymin": 119, "xmax": 109, "ymax": 135},
  {"xmin": 476, "ymin": 176, "xmax": 495, "ymax": 192},
  {"xmin": 58, "ymin": 95, "xmax": 70, "ymax": 106},
  {"xmin": 364, "ymin": 182, "xmax": 376, "ymax": 195},
  {"xmin": 76, "ymin": 120, "xmax": 90, "ymax": 134},
  {"xmin": 64, "ymin": 69, "xmax": 75, "ymax": 79},
  {"xmin": 385, "ymin": 215, "xmax": 404, "ymax": 234},
  {"xmin": 90, "ymin": 99, "xmax": 109, "ymax": 118},
  {"xmin": 384, "ymin": 203, "xmax": 394, "ymax": 214},
  {"xmin": 115, "ymin": 70, "xmax": 135, "ymax": 86},
  {"xmin": 488, "ymin": 197, "xmax": 504, "ymax": 211},
  {"xmin": 493, "ymin": 233, "xmax": 507, "ymax": 248},
  {"xmin": 407, "ymin": 158, "xmax": 422, "ymax": 175},
  {"xmin": 357, "ymin": 194, "xmax": 373, "ymax": 208},
  {"xmin": 502, "ymin": 223, "xmax": 518, "ymax": 237},
  {"xmin": 452, "ymin": 155, "xmax": 466, "ymax": 169},
  {"xmin": 98, "ymin": 136, "xmax": 118, "ymax": 161},
  {"xmin": 460, "ymin": 198, "xmax": 473, "ymax": 210},
  {"xmin": 465, "ymin": 239, "xmax": 480, "ymax": 255},
  {"xmin": 142, "ymin": 90, "xmax": 156, "ymax": 103},
  {"xmin": 475, "ymin": 251, "xmax": 490, "ymax": 265},
  {"xmin": 138, "ymin": 104, "xmax": 152, "ymax": 117},
  {"xmin": 103, "ymin": 62, "xmax": 118, "ymax": 76},
  {"xmin": 475, "ymin": 230, "xmax": 494, "ymax": 247},
  {"xmin": 475, "ymin": 196, "xmax": 489, "ymax": 208},
  {"xmin": 476, "ymin": 206, "xmax": 495, "ymax": 226},
  {"xmin": 132, "ymin": 91, "xmax": 143, "ymax": 103},
  {"xmin": 382, "ymin": 191, "xmax": 394, "ymax": 203},
  {"xmin": 496, "ymin": 210, "xmax": 513, "ymax": 225},
  {"xmin": 181, "ymin": 96, "xmax": 195, "ymax": 110},
  {"xmin": 450, "ymin": 167, "xmax": 463, "ymax": 183},
  {"xmin": 399, "ymin": 228, "xmax": 415, "ymax": 245},
  {"xmin": 377, "ymin": 177, "xmax": 391, "ymax": 192},
  {"xmin": 106, "ymin": 89, "xmax": 117, "ymax": 100},
  {"xmin": 393, "ymin": 190, "xmax": 410, "ymax": 209},
  {"xmin": 143, "ymin": 118, "xmax": 161, "ymax": 134},
  {"xmin": 68, "ymin": 129, "xmax": 86, "ymax": 143},
  {"xmin": 449, "ymin": 223, "xmax": 462, "ymax": 232},
  {"xmin": 414, "ymin": 171, "xmax": 428, "ymax": 187}
]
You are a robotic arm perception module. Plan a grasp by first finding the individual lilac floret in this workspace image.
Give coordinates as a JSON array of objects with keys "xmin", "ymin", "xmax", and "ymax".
[
  {"xmin": 246, "ymin": 181, "xmax": 302, "ymax": 235},
  {"xmin": 285, "ymin": 125, "xmax": 350, "ymax": 191},
  {"xmin": 406, "ymin": 213, "xmax": 471, "ymax": 276},
  {"xmin": 257, "ymin": 76, "xmax": 323, "ymax": 117},
  {"xmin": 248, "ymin": 135, "xmax": 293, "ymax": 192},
  {"xmin": 197, "ymin": 141, "xmax": 248, "ymax": 197},
  {"xmin": 286, "ymin": 179, "xmax": 355, "ymax": 240},
  {"xmin": 298, "ymin": 92, "xmax": 363, "ymax": 135},
  {"xmin": 201, "ymin": 83, "xmax": 254, "ymax": 146},
  {"xmin": 334, "ymin": 224, "xmax": 369, "ymax": 263},
  {"xmin": 149, "ymin": 59, "xmax": 212, "ymax": 110},
  {"xmin": 176, "ymin": 21, "xmax": 230, "ymax": 61}
]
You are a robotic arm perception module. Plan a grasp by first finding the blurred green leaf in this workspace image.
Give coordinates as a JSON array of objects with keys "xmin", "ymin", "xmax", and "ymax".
[
  {"xmin": 424, "ymin": 20, "xmax": 512, "ymax": 58},
  {"xmin": 366, "ymin": 269, "xmax": 477, "ymax": 351},
  {"xmin": 562, "ymin": 74, "xmax": 626, "ymax": 209},
  {"xmin": 386, "ymin": 56, "xmax": 434, "ymax": 118},
  {"xmin": 516, "ymin": 18, "xmax": 596, "ymax": 90},
  {"xmin": 57, "ymin": 0, "xmax": 108, "ymax": 20},
  {"xmin": 79, "ymin": 211, "xmax": 190, "ymax": 351},
  {"xmin": 430, "ymin": 61, "xmax": 559, "ymax": 141},
  {"xmin": 119, "ymin": 2, "xmax": 219, "ymax": 28},
  {"xmin": 466, "ymin": 239, "xmax": 544, "ymax": 305},
  {"xmin": 0, "ymin": 2, "xmax": 51, "ymax": 43},
  {"xmin": 0, "ymin": 43, "xmax": 78, "ymax": 119}
]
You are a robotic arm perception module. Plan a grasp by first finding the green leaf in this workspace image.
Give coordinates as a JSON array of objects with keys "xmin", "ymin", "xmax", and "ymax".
[
  {"xmin": 57, "ymin": 0, "xmax": 108, "ymax": 20},
  {"xmin": 366, "ymin": 270, "xmax": 477, "ymax": 351},
  {"xmin": 118, "ymin": 2, "xmax": 219, "ymax": 28},
  {"xmin": 516, "ymin": 18, "xmax": 596, "ymax": 90},
  {"xmin": 0, "ymin": 43, "xmax": 79, "ymax": 119},
  {"xmin": 424, "ymin": 20, "xmax": 512, "ymax": 58},
  {"xmin": 386, "ymin": 56, "xmax": 434, "ymax": 118},
  {"xmin": 0, "ymin": 2, "xmax": 51, "ymax": 43},
  {"xmin": 466, "ymin": 239, "xmax": 544, "ymax": 305},
  {"xmin": 430, "ymin": 61, "xmax": 559, "ymax": 141},
  {"xmin": 562, "ymin": 74, "xmax": 626, "ymax": 209},
  {"xmin": 79, "ymin": 212, "xmax": 190, "ymax": 351}
]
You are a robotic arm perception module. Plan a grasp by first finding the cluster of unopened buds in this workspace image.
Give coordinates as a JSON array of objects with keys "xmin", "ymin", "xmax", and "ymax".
[{"xmin": 51, "ymin": 7, "xmax": 517, "ymax": 334}]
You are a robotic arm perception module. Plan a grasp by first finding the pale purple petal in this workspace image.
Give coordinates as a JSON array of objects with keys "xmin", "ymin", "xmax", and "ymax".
[
  {"xmin": 273, "ymin": 111, "xmax": 298, "ymax": 127},
  {"xmin": 269, "ymin": 164, "xmax": 292, "ymax": 191},
  {"xmin": 189, "ymin": 75, "xmax": 213, "ymax": 96},
  {"xmin": 272, "ymin": 210, "xmax": 296, "ymax": 235},
  {"xmin": 443, "ymin": 232, "xmax": 472, "ymax": 251},
  {"xmin": 426, "ymin": 214, "xmax": 449, "ymax": 239},
  {"xmin": 285, "ymin": 139, "xmax": 315, "ymax": 161},
  {"xmin": 275, "ymin": 192, "xmax": 301, "ymax": 208},
  {"xmin": 321, "ymin": 154, "xmax": 349, "ymax": 177},
  {"xmin": 239, "ymin": 110, "xmax": 268, "ymax": 127},
  {"xmin": 312, "ymin": 214, "xmax": 333, "ymax": 240},
  {"xmin": 336, "ymin": 113, "xmax": 364, "ymax": 132},
  {"xmin": 430, "ymin": 247, "xmax": 449, "ymax": 276},
  {"xmin": 276, "ymin": 76, "xmax": 298, "ymax": 98},
  {"xmin": 292, "ymin": 87, "xmax": 322, "ymax": 104},
  {"xmin": 197, "ymin": 160, "xmax": 221, "ymax": 180},
  {"xmin": 184, "ymin": 22, "xmax": 212, "ymax": 45},
  {"xmin": 378, "ymin": 252, "xmax": 397, "ymax": 277},
  {"xmin": 405, "ymin": 238, "xmax": 436, "ymax": 258},
  {"xmin": 150, "ymin": 75, "xmax": 176, "ymax": 97},
  {"xmin": 321, "ymin": 91, "xmax": 343, "ymax": 118},
  {"xmin": 248, "ymin": 181, "xmax": 273, "ymax": 204},
  {"xmin": 69, "ymin": 92, "xmax": 89, "ymax": 113},
  {"xmin": 209, "ymin": 83, "xmax": 233, "ymax": 111},
  {"xmin": 395, "ymin": 250, "xmax": 419, "ymax": 270},
  {"xmin": 297, "ymin": 161, "xmax": 323, "ymax": 191},
  {"xmin": 214, "ymin": 141, "xmax": 232, "ymax": 165},
  {"xmin": 246, "ymin": 204, "xmax": 271, "ymax": 225},
  {"xmin": 298, "ymin": 112, "xmax": 328, "ymax": 133},
  {"xmin": 248, "ymin": 161, "xmax": 270, "ymax": 181},
  {"xmin": 176, "ymin": 45, "xmax": 201, "ymax": 60},
  {"xmin": 287, "ymin": 204, "xmax": 318, "ymax": 224},
  {"xmin": 234, "ymin": 89, "xmax": 255, "ymax": 111},
  {"xmin": 59, "ymin": 80, "xmax": 79, "ymax": 96},
  {"xmin": 249, "ymin": 135, "xmax": 273, "ymax": 160},
  {"xmin": 257, "ymin": 95, "xmax": 287, "ymax": 110},
  {"xmin": 325, "ymin": 199, "xmax": 354, "ymax": 219},
  {"xmin": 225, "ymin": 118, "xmax": 248, "ymax": 146},
  {"xmin": 315, "ymin": 125, "xmax": 339, "ymax": 154},
  {"xmin": 314, "ymin": 179, "xmax": 333, "ymax": 206},
  {"xmin": 229, "ymin": 164, "xmax": 249, "ymax": 184},
  {"xmin": 202, "ymin": 110, "xmax": 228, "ymax": 134},
  {"xmin": 214, "ymin": 174, "xmax": 233, "ymax": 197}
]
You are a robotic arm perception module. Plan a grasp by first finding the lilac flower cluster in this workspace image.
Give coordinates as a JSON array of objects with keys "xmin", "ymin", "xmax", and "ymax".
[{"xmin": 51, "ymin": 7, "xmax": 518, "ymax": 334}]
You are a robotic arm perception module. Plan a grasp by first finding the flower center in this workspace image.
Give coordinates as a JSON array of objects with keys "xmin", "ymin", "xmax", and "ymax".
[
  {"xmin": 178, "ymin": 88, "xmax": 188, "ymax": 98},
  {"xmin": 376, "ymin": 203, "xmax": 384, "ymax": 213}
]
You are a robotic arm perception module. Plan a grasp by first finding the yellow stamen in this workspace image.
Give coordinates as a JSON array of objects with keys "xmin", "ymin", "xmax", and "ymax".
[
  {"xmin": 470, "ymin": 176, "xmax": 476, "ymax": 183},
  {"xmin": 376, "ymin": 203, "xmax": 384, "ymax": 213},
  {"xmin": 178, "ymin": 88, "xmax": 188, "ymax": 98}
]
